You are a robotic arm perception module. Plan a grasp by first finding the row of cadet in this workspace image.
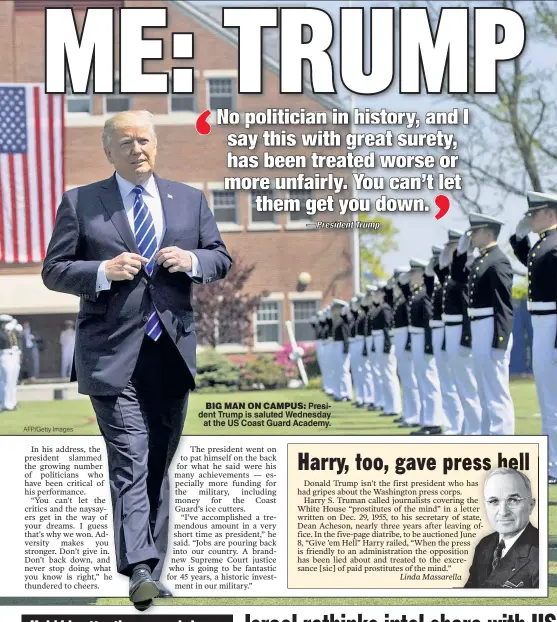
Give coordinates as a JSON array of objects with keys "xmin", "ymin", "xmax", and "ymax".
[
  {"xmin": 0, "ymin": 315, "xmax": 23, "ymax": 411},
  {"xmin": 310, "ymin": 192, "xmax": 557, "ymax": 485}
]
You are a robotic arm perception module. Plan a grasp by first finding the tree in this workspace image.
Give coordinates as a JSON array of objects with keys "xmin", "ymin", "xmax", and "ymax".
[
  {"xmin": 359, "ymin": 214, "xmax": 399, "ymax": 280},
  {"xmin": 192, "ymin": 253, "xmax": 267, "ymax": 348},
  {"xmin": 425, "ymin": 0, "xmax": 557, "ymax": 214}
]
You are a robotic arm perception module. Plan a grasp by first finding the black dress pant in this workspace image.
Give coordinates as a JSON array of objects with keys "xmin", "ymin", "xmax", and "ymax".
[{"xmin": 90, "ymin": 332, "xmax": 190, "ymax": 578}]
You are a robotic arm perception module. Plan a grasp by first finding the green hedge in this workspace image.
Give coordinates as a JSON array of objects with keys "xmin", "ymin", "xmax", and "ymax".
[{"xmin": 195, "ymin": 349, "xmax": 241, "ymax": 393}]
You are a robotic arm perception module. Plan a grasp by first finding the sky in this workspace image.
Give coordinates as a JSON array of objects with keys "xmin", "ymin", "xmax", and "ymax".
[{"xmin": 197, "ymin": 0, "xmax": 546, "ymax": 277}]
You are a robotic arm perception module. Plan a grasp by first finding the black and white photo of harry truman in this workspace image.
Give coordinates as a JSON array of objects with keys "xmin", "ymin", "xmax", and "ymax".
[{"xmin": 465, "ymin": 467, "xmax": 538, "ymax": 589}]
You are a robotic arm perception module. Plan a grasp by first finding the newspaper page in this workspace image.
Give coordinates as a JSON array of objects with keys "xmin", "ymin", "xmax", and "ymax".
[{"xmin": 0, "ymin": 1, "xmax": 556, "ymax": 622}]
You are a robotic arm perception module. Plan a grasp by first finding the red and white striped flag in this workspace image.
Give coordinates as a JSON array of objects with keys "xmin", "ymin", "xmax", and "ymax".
[{"xmin": 0, "ymin": 84, "xmax": 64, "ymax": 263}]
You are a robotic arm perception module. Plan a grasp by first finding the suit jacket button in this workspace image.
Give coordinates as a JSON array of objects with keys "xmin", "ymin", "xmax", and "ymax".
[
  {"xmin": 149, "ymin": 284, "xmax": 154, "ymax": 291},
  {"xmin": 142, "ymin": 315, "xmax": 149, "ymax": 323}
]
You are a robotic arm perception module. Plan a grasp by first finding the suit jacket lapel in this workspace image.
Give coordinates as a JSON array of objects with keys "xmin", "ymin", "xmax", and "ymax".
[
  {"xmin": 99, "ymin": 174, "xmax": 139, "ymax": 254},
  {"xmin": 495, "ymin": 524, "xmax": 535, "ymax": 584},
  {"xmin": 149, "ymin": 174, "xmax": 174, "ymax": 278},
  {"xmin": 479, "ymin": 533, "xmax": 499, "ymax": 586},
  {"xmin": 155, "ymin": 174, "xmax": 174, "ymax": 251}
]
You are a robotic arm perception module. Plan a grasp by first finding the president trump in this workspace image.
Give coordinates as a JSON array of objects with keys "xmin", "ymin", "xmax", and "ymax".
[{"xmin": 42, "ymin": 110, "xmax": 232, "ymax": 610}]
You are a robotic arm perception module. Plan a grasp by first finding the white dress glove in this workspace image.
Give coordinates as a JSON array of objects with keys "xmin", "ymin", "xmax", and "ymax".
[
  {"xmin": 397, "ymin": 272, "xmax": 411, "ymax": 286},
  {"xmin": 457, "ymin": 233, "xmax": 471, "ymax": 255},
  {"xmin": 439, "ymin": 246, "xmax": 452, "ymax": 269},
  {"xmin": 515, "ymin": 216, "xmax": 532, "ymax": 241},
  {"xmin": 425, "ymin": 259, "xmax": 435, "ymax": 277}
]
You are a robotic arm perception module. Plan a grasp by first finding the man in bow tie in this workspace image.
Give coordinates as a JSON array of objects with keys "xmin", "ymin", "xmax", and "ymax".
[
  {"xmin": 42, "ymin": 110, "xmax": 232, "ymax": 610},
  {"xmin": 465, "ymin": 468, "xmax": 538, "ymax": 589}
]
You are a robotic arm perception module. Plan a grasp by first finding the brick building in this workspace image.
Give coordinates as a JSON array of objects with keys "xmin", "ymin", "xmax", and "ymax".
[{"xmin": 0, "ymin": 0, "xmax": 355, "ymax": 377}]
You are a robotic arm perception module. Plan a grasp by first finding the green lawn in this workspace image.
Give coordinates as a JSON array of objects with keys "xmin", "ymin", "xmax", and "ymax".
[{"xmin": 1, "ymin": 378, "xmax": 555, "ymax": 606}]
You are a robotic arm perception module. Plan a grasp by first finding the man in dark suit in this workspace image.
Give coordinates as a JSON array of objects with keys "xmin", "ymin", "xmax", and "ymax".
[
  {"xmin": 465, "ymin": 468, "xmax": 538, "ymax": 589},
  {"xmin": 42, "ymin": 110, "xmax": 232, "ymax": 610}
]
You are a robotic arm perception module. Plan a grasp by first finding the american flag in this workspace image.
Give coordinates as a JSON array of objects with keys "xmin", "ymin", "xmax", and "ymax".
[{"xmin": 0, "ymin": 84, "xmax": 64, "ymax": 263}]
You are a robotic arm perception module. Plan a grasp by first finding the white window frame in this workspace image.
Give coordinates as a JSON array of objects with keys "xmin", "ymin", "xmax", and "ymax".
[
  {"xmin": 291, "ymin": 299, "xmax": 320, "ymax": 343},
  {"xmin": 65, "ymin": 75, "xmax": 93, "ymax": 115},
  {"xmin": 248, "ymin": 189, "xmax": 280, "ymax": 231},
  {"xmin": 285, "ymin": 189, "xmax": 316, "ymax": 230},
  {"xmin": 206, "ymin": 76, "xmax": 236, "ymax": 111},
  {"xmin": 253, "ymin": 298, "xmax": 283, "ymax": 351},
  {"xmin": 104, "ymin": 76, "xmax": 131, "ymax": 115},
  {"xmin": 207, "ymin": 182, "xmax": 242, "ymax": 232},
  {"xmin": 168, "ymin": 71, "xmax": 199, "ymax": 114}
]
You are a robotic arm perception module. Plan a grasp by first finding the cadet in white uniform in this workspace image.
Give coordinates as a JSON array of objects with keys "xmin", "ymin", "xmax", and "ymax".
[
  {"xmin": 59, "ymin": 320, "xmax": 76, "ymax": 379},
  {"xmin": 425, "ymin": 245, "xmax": 463, "ymax": 434},
  {"xmin": 364, "ymin": 285, "xmax": 384, "ymax": 412},
  {"xmin": 439, "ymin": 230, "xmax": 482, "ymax": 434},
  {"xmin": 510, "ymin": 191, "xmax": 557, "ymax": 483},
  {"xmin": 348, "ymin": 294, "xmax": 374, "ymax": 408},
  {"xmin": 457, "ymin": 213, "xmax": 515, "ymax": 435},
  {"xmin": 331, "ymin": 299, "xmax": 352, "ymax": 402},
  {"xmin": 386, "ymin": 267, "xmax": 420, "ymax": 428},
  {"xmin": 372, "ymin": 281, "xmax": 402, "ymax": 418},
  {"xmin": 399, "ymin": 259, "xmax": 443, "ymax": 435},
  {"xmin": 1, "ymin": 315, "xmax": 22, "ymax": 411}
]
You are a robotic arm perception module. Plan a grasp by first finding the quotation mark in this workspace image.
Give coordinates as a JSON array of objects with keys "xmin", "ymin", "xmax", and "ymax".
[
  {"xmin": 196, "ymin": 110, "xmax": 212, "ymax": 135},
  {"xmin": 434, "ymin": 194, "xmax": 450, "ymax": 220}
]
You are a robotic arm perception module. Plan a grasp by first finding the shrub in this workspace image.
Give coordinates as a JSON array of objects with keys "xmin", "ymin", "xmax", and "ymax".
[
  {"xmin": 274, "ymin": 344, "xmax": 320, "ymax": 379},
  {"xmin": 195, "ymin": 349, "xmax": 241, "ymax": 392},
  {"xmin": 239, "ymin": 354, "xmax": 289, "ymax": 391},
  {"xmin": 305, "ymin": 376, "xmax": 323, "ymax": 390}
]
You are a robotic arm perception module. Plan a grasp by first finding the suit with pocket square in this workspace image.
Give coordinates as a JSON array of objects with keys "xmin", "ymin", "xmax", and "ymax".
[
  {"xmin": 42, "ymin": 172, "xmax": 232, "ymax": 579},
  {"xmin": 464, "ymin": 522, "xmax": 539, "ymax": 588}
]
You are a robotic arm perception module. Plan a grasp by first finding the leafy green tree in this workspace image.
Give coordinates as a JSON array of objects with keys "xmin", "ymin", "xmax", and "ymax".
[{"xmin": 359, "ymin": 214, "xmax": 399, "ymax": 280}]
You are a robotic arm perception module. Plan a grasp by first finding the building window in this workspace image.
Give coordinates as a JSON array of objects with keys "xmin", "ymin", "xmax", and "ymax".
[
  {"xmin": 250, "ymin": 190, "xmax": 276, "ymax": 224},
  {"xmin": 255, "ymin": 301, "xmax": 281, "ymax": 343},
  {"xmin": 170, "ymin": 76, "xmax": 196, "ymax": 113},
  {"xmin": 207, "ymin": 78, "xmax": 235, "ymax": 110},
  {"xmin": 66, "ymin": 79, "xmax": 92, "ymax": 114},
  {"xmin": 293, "ymin": 300, "xmax": 319, "ymax": 341},
  {"xmin": 289, "ymin": 189, "xmax": 315, "ymax": 221},
  {"xmin": 105, "ymin": 79, "xmax": 131, "ymax": 113},
  {"xmin": 212, "ymin": 190, "xmax": 238, "ymax": 224}
]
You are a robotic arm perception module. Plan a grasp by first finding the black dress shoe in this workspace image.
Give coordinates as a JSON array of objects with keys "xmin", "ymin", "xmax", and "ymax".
[
  {"xmin": 367, "ymin": 404, "xmax": 382, "ymax": 411},
  {"xmin": 129, "ymin": 565, "xmax": 159, "ymax": 606},
  {"xmin": 379, "ymin": 412, "xmax": 398, "ymax": 417},
  {"xmin": 410, "ymin": 426, "xmax": 443, "ymax": 436},
  {"xmin": 155, "ymin": 581, "xmax": 174, "ymax": 598},
  {"xmin": 393, "ymin": 416, "xmax": 404, "ymax": 423}
]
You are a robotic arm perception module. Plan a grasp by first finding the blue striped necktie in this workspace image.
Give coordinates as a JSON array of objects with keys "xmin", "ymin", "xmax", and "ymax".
[{"xmin": 132, "ymin": 185, "xmax": 163, "ymax": 341}]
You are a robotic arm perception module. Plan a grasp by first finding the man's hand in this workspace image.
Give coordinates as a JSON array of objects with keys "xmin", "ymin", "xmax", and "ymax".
[
  {"xmin": 155, "ymin": 246, "xmax": 192, "ymax": 273},
  {"xmin": 457, "ymin": 233, "xmax": 471, "ymax": 255},
  {"xmin": 105, "ymin": 252, "xmax": 148, "ymax": 281},
  {"xmin": 439, "ymin": 246, "xmax": 453, "ymax": 269},
  {"xmin": 397, "ymin": 272, "xmax": 411, "ymax": 286},
  {"xmin": 425, "ymin": 258, "xmax": 435, "ymax": 277},
  {"xmin": 515, "ymin": 216, "xmax": 532, "ymax": 241}
]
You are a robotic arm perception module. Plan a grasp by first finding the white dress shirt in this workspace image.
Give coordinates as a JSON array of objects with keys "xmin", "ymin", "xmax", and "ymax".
[
  {"xmin": 96, "ymin": 172, "xmax": 199, "ymax": 291},
  {"xmin": 499, "ymin": 525, "xmax": 527, "ymax": 558}
]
